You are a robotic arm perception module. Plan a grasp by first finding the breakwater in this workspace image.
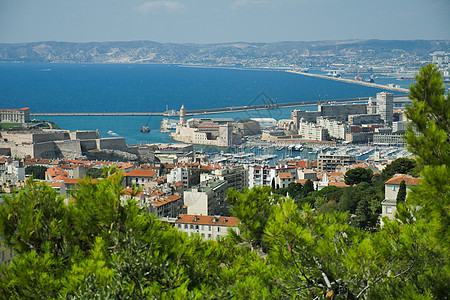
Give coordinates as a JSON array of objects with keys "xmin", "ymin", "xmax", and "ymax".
[
  {"xmin": 31, "ymin": 97, "xmax": 365, "ymax": 117},
  {"xmin": 32, "ymin": 95, "xmax": 409, "ymax": 117},
  {"xmin": 286, "ymin": 70, "xmax": 410, "ymax": 93}
]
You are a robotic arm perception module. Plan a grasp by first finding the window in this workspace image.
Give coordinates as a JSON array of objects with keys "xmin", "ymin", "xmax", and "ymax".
[
  {"xmin": 190, "ymin": 225, "xmax": 194, "ymax": 229},
  {"xmin": 184, "ymin": 224, "xmax": 188, "ymax": 229},
  {"xmin": 217, "ymin": 227, "xmax": 221, "ymax": 232},
  {"xmin": 386, "ymin": 206, "xmax": 393, "ymax": 213},
  {"xmin": 195, "ymin": 225, "xmax": 199, "ymax": 230},
  {"xmin": 208, "ymin": 234, "xmax": 212, "ymax": 239}
]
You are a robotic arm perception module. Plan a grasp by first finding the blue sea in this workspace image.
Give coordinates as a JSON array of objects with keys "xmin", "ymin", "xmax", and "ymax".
[{"xmin": 0, "ymin": 63, "xmax": 407, "ymax": 145}]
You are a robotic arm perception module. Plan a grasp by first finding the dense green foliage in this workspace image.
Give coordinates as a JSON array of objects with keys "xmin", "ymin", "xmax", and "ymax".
[
  {"xmin": 344, "ymin": 167, "xmax": 373, "ymax": 185},
  {"xmin": 25, "ymin": 165, "xmax": 48, "ymax": 180},
  {"xmin": 0, "ymin": 64, "xmax": 448, "ymax": 299},
  {"xmin": 381, "ymin": 157, "xmax": 418, "ymax": 180},
  {"xmin": 396, "ymin": 180, "xmax": 406, "ymax": 203},
  {"xmin": 85, "ymin": 167, "xmax": 104, "ymax": 179}
]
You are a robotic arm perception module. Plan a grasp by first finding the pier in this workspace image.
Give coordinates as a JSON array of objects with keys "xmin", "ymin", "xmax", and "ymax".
[
  {"xmin": 286, "ymin": 70, "xmax": 410, "ymax": 93},
  {"xmin": 31, "ymin": 97, "xmax": 410, "ymax": 117}
]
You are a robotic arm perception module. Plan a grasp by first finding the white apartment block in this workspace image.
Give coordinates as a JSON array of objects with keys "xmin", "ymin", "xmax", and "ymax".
[
  {"xmin": 248, "ymin": 165, "xmax": 296, "ymax": 189},
  {"xmin": 298, "ymin": 120, "xmax": 328, "ymax": 141},
  {"xmin": 174, "ymin": 215, "xmax": 240, "ymax": 241},
  {"xmin": 183, "ymin": 179, "xmax": 228, "ymax": 216},
  {"xmin": 0, "ymin": 158, "xmax": 25, "ymax": 185},
  {"xmin": 316, "ymin": 117, "xmax": 349, "ymax": 140},
  {"xmin": 367, "ymin": 92, "xmax": 394, "ymax": 125},
  {"xmin": 167, "ymin": 166, "xmax": 200, "ymax": 188},
  {"xmin": 200, "ymin": 166, "xmax": 248, "ymax": 191},
  {"xmin": 317, "ymin": 154, "xmax": 357, "ymax": 172}
]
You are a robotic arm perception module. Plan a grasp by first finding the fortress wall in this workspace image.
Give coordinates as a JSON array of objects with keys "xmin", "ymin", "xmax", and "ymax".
[
  {"xmin": 32, "ymin": 142, "xmax": 58, "ymax": 159},
  {"xmin": 80, "ymin": 140, "xmax": 98, "ymax": 152},
  {"xmin": 33, "ymin": 132, "xmax": 70, "ymax": 143},
  {"xmin": 1, "ymin": 132, "xmax": 34, "ymax": 144},
  {"xmin": 70, "ymin": 131, "xmax": 100, "ymax": 140},
  {"xmin": 54, "ymin": 140, "xmax": 82, "ymax": 159},
  {"xmin": 0, "ymin": 146, "xmax": 11, "ymax": 156},
  {"xmin": 96, "ymin": 138, "xmax": 128, "ymax": 151},
  {"xmin": 9, "ymin": 144, "xmax": 33, "ymax": 158}
]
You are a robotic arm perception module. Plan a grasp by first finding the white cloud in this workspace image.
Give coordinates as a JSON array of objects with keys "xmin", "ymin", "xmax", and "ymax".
[
  {"xmin": 136, "ymin": 1, "xmax": 185, "ymax": 15},
  {"xmin": 231, "ymin": 0, "xmax": 268, "ymax": 10}
]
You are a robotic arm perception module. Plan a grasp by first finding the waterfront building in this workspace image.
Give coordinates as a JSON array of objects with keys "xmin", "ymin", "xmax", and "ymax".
[
  {"xmin": 316, "ymin": 117, "xmax": 349, "ymax": 140},
  {"xmin": 317, "ymin": 154, "xmax": 357, "ymax": 172},
  {"xmin": 348, "ymin": 114, "xmax": 383, "ymax": 126},
  {"xmin": 292, "ymin": 109, "xmax": 321, "ymax": 128},
  {"xmin": 172, "ymin": 106, "xmax": 242, "ymax": 147},
  {"xmin": 298, "ymin": 119, "xmax": 329, "ymax": 141},
  {"xmin": 392, "ymin": 121, "xmax": 408, "ymax": 133},
  {"xmin": 174, "ymin": 214, "xmax": 239, "ymax": 241},
  {"xmin": 375, "ymin": 92, "xmax": 394, "ymax": 125},
  {"xmin": 0, "ymin": 107, "xmax": 30, "ymax": 124},
  {"xmin": 373, "ymin": 128, "xmax": 405, "ymax": 146},
  {"xmin": 233, "ymin": 120, "xmax": 261, "ymax": 136},
  {"xmin": 318, "ymin": 103, "xmax": 368, "ymax": 121},
  {"xmin": 183, "ymin": 179, "xmax": 228, "ymax": 216}
]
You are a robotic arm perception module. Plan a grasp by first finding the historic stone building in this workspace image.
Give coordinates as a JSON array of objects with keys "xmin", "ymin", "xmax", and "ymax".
[{"xmin": 0, "ymin": 107, "xmax": 30, "ymax": 123}]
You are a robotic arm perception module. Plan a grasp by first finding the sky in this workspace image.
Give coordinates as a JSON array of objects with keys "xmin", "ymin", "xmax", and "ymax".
[{"xmin": 0, "ymin": 0, "xmax": 449, "ymax": 44}]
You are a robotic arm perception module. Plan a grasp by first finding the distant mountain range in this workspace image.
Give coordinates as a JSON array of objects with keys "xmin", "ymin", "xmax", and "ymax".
[{"xmin": 0, "ymin": 40, "xmax": 448, "ymax": 66}]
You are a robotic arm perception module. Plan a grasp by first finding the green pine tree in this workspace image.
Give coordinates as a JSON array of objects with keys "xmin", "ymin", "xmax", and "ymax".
[{"xmin": 396, "ymin": 180, "xmax": 406, "ymax": 203}]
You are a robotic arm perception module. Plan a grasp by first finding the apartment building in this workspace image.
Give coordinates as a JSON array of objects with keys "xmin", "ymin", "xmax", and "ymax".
[
  {"xmin": 183, "ymin": 179, "xmax": 228, "ymax": 216},
  {"xmin": 174, "ymin": 214, "xmax": 240, "ymax": 241}
]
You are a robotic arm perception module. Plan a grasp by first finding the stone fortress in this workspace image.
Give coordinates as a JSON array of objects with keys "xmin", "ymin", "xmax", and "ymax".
[
  {"xmin": 171, "ymin": 105, "xmax": 260, "ymax": 147},
  {"xmin": 0, "ymin": 129, "xmax": 130, "ymax": 159}
]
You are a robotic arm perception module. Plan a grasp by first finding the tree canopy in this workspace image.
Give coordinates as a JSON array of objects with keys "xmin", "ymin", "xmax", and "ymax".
[{"xmin": 344, "ymin": 167, "xmax": 373, "ymax": 185}]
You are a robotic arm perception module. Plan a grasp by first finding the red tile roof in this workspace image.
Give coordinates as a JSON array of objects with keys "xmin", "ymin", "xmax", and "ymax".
[
  {"xmin": 385, "ymin": 174, "xmax": 420, "ymax": 186},
  {"xmin": 295, "ymin": 179, "xmax": 308, "ymax": 184},
  {"xmin": 152, "ymin": 194, "xmax": 182, "ymax": 207},
  {"xmin": 124, "ymin": 170, "xmax": 156, "ymax": 178},
  {"xmin": 328, "ymin": 182, "xmax": 349, "ymax": 188},
  {"xmin": 278, "ymin": 172, "xmax": 293, "ymax": 179},
  {"xmin": 175, "ymin": 214, "xmax": 239, "ymax": 227}
]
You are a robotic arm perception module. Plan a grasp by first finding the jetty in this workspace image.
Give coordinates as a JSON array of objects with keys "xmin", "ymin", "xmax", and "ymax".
[
  {"xmin": 32, "ymin": 97, "xmax": 410, "ymax": 117},
  {"xmin": 286, "ymin": 70, "xmax": 409, "ymax": 93}
]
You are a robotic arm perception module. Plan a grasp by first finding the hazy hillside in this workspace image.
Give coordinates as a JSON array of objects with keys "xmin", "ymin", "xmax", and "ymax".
[{"xmin": 0, "ymin": 40, "xmax": 448, "ymax": 66}]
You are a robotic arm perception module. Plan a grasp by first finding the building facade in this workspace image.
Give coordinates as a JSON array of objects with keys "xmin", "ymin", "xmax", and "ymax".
[
  {"xmin": 174, "ymin": 215, "xmax": 240, "ymax": 241},
  {"xmin": 183, "ymin": 179, "xmax": 228, "ymax": 216},
  {"xmin": 0, "ymin": 107, "xmax": 30, "ymax": 124}
]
